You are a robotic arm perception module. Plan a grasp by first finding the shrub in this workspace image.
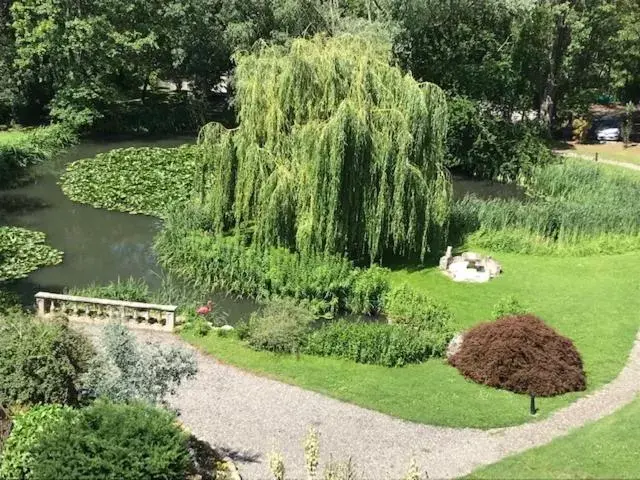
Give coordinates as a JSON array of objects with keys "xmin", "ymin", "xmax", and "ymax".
[
  {"xmin": 384, "ymin": 283, "xmax": 453, "ymax": 331},
  {"xmin": 0, "ymin": 404, "xmax": 70, "ymax": 480},
  {"xmin": 348, "ymin": 265, "xmax": 390, "ymax": 315},
  {"xmin": 246, "ymin": 298, "xmax": 315, "ymax": 354},
  {"xmin": 26, "ymin": 401, "xmax": 190, "ymax": 480},
  {"xmin": 67, "ymin": 277, "xmax": 151, "ymax": 303},
  {"xmin": 0, "ymin": 313, "xmax": 94, "ymax": 406},
  {"xmin": 82, "ymin": 323, "xmax": 197, "ymax": 405},
  {"xmin": 446, "ymin": 96, "xmax": 555, "ymax": 182},
  {"xmin": 492, "ymin": 296, "xmax": 527, "ymax": 318},
  {"xmin": 0, "ymin": 290, "xmax": 20, "ymax": 314},
  {"xmin": 449, "ymin": 314, "xmax": 586, "ymax": 411},
  {"xmin": 305, "ymin": 320, "xmax": 452, "ymax": 367},
  {"xmin": 60, "ymin": 145, "xmax": 200, "ymax": 217},
  {"xmin": 0, "ymin": 227, "xmax": 63, "ymax": 281}
]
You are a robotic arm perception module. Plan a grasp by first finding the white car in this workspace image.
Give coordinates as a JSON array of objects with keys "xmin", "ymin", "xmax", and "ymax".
[{"xmin": 596, "ymin": 126, "xmax": 621, "ymax": 141}]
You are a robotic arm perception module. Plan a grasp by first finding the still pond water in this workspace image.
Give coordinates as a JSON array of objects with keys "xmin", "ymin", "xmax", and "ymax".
[{"xmin": 1, "ymin": 137, "xmax": 522, "ymax": 319}]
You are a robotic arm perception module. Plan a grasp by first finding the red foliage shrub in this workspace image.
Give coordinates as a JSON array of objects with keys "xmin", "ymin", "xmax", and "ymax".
[{"xmin": 449, "ymin": 314, "xmax": 586, "ymax": 397}]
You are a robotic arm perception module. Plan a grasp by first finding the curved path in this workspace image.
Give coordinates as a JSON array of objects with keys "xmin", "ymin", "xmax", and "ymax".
[
  {"xmin": 78, "ymin": 324, "xmax": 640, "ymax": 479},
  {"xmin": 556, "ymin": 150, "xmax": 640, "ymax": 171}
]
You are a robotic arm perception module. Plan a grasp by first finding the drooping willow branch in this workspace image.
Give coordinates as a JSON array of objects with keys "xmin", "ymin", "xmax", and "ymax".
[{"xmin": 196, "ymin": 34, "xmax": 451, "ymax": 262}]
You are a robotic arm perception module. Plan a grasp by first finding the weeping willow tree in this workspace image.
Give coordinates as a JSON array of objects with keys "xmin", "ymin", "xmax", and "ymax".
[{"xmin": 197, "ymin": 34, "xmax": 451, "ymax": 262}]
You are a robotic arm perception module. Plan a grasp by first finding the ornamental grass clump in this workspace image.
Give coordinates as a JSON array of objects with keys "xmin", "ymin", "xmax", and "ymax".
[
  {"xmin": 196, "ymin": 34, "xmax": 451, "ymax": 262},
  {"xmin": 449, "ymin": 314, "xmax": 586, "ymax": 414}
]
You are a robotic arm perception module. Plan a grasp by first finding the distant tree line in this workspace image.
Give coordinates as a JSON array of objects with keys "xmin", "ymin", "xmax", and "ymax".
[{"xmin": 0, "ymin": 0, "xmax": 638, "ymax": 132}]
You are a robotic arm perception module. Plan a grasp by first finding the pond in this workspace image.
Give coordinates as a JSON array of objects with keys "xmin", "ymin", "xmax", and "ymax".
[{"xmin": 0, "ymin": 139, "xmax": 523, "ymax": 322}]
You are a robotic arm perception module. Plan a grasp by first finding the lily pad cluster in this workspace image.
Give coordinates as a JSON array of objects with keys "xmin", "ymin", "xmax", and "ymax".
[
  {"xmin": 60, "ymin": 145, "xmax": 199, "ymax": 217},
  {"xmin": 0, "ymin": 227, "xmax": 63, "ymax": 281}
]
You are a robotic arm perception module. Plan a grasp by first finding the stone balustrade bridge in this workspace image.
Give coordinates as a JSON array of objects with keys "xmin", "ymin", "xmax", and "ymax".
[{"xmin": 35, "ymin": 291, "xmax": 177, "ymax": 332}]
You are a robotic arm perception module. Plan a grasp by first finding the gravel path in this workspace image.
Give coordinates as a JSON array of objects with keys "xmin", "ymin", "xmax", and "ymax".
[
  {"xmin": 77, "ymin": 324, "xmax": 640, "ymax": 479},
  {"xmin": 555, "ymin": 150, "xmax": 640, "ymax": 171}
]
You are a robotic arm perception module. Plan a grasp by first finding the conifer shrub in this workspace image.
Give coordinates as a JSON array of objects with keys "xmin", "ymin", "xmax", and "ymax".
[
  {"xmin": 0, "ymin": 313, "xmax": 94, "ymax": 407},
  {"xmin": 449, "ymin": 315, "xmax": 586, "ymax": 397},
  {"xmin": 18, "ymin": 401, "xmax": 190, "ymax": 480}
]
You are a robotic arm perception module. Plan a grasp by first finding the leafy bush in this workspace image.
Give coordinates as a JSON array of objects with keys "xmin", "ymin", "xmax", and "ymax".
[
  {"xmin": 492, "ymin": 296, "xmax": 528, "ymax": 318},
  {"xmin": 0, "ymin": 313, "xmax": 94, "ymax": 407},
  {"xmin": 67, "ymin": 277, "xmax": 151, "ymax": 303},
  {"xmin": 446, "ymin": 96, "xmax": 555, "ymax": 182},
  {"xmin": 246, "ymin": 299, "xmax": 315, "ymax": 354},
  {"xmin": 348, "ymin": 265, "xmax": 390, "ymax": 315},
  {"xmin": 60, "ymin": 145, "xmax": 200, "ymax": 217},
  {"xmin": 384, "ymin": 283, "xmax": 453, "ymax": 331},
  {"xmin": 83, "ymin": 323, "xmax": 197, "ymax": 405},
  {"xmin": 0, "ymin": 290, "xmax": 20, "ymax": 314},
  {"xmin": 0, "ymin": 227, "xmax": 63, "ymax": 281},
  {"xmin": 0, "ymin": 124, "xmax": 77, "ymax": 187},
  {"xmin": 305, "ymin": 320, "xmax": 452, "ymax": 367},
  {"xmin": 0, "ymin": 405, "xmax": 70, "ymax": 480},
  {"xmin": 22, "ymin": 401, "xmax": 190, "ymax": 480}
]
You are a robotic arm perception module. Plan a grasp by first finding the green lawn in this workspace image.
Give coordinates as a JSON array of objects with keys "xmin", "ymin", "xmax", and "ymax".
[
  {"xmin": 562, "ymin": 141, "xmax": 640, "ymax": 165},
  {"xmin": 470, "ymin": 395, "xmax": 640, "ymax": 478},
  {"xmin": 183, "ymin": 251, "xmax": 640, "ymax": 428}
]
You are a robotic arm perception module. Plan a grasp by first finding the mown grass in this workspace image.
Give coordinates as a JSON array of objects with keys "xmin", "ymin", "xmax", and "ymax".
[
  {"xmin": 183, "ymin": 251, "xmax": 640, "ymax": 428},
  {"xmin": 470, "ymin": 396, "xmax": 640, "ymax": 478},
  {"xmin": 569, "ymin": 141, "xmax": 640, "ymax": 165}
]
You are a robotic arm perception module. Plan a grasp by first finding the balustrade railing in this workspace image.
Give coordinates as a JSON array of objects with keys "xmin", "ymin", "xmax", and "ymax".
[{"xmin": 35, "ymin": 292, "xmax": 177, "ymax": 332}]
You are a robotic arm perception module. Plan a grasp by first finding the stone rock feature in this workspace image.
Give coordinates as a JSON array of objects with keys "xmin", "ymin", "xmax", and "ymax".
[
  {"xmin": 439, "ymin": 247, "xmax": 501, "ymax": 283},
  {"xmin": 446, "ymin": 333, "xmax": 465, "ymax": 360}
]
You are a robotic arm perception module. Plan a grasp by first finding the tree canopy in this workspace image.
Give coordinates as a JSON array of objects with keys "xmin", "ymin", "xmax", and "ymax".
[{"xmin": 197, "ymin": 34, "xmax": 450, "ymax": 262}]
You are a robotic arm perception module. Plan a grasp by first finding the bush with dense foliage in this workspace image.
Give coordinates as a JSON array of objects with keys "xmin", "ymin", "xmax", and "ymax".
[
  {"xmin": 347, "ymin": 265, "xmax": 390, "ymax": 316},
  {"xmin": 492, "ymin": 296, "xmax": 528, "ymax": 318},
  {"xmin": 0, "ymin": 124, "xmax": 77, "ymax": 187},
  {"xmin": 452, "ymin": 160, "xmax": 640, "ymax": 254},
  {"xmin": 449, "ymin": 315, "xmax": 586, "ymax": 398},
  {"xmin": 60, "ymin": 145, "xmax": 199, "ymax": 216},
  {"xmin": 155, "ymin": 213, "xmax": 388, "ymax": 316},
  {"xmin": 82, "ymin": 323, "xmax": 197, "ymax": 405},
  {"xmin": 305, "ymin": 320, "xmax": 452, "ymax": 367},
  {"xmin": 246, "ymin": 298, "xmax": 316, "ymax": 354},
  {"xmin": 2, "ymin": 401, "xmax": 191, "ymax": 480},
  {"xmin": 446, "ymin": 96, "xmax": 555, "ymax": 182},
  {"xmin": 0, "ymin": 313, "xmax": 94, "ymax": 407},
  {"xmin": 0, "ymin": 404, "xmax": 70, "ymax": 480},
  {"xmin": 384, "ymin": 283, "xmax": 453, "ymax": 331},
  {"xmin": 0, "ymin": 227, "xmax": 63, "ymax": 281}
]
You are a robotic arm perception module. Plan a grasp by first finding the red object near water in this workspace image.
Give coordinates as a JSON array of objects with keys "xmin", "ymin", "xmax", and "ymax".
[{"xmin": 196, "ymin": 300, "xmax": 213, "ymax": 316}]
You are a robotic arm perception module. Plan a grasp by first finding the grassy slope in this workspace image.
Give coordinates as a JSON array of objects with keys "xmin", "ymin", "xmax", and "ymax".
[
  {"xmin": 183, "ymin": 251, "xmax": 640, "ymax": 428},
  {"xmin": 470, "ymin": 396, "xmax": 640, "ymax": 478}
]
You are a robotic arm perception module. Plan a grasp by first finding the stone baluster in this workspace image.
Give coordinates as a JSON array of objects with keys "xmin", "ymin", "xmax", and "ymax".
[{"xmin": 37, "ymin": 297, "xmax": 46, "ymax": 316}]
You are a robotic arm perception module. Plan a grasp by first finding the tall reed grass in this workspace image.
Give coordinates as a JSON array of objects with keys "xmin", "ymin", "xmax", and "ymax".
[{"xmin": 452, "ymin": 160, "xmax": 640, "ymax": 254}]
